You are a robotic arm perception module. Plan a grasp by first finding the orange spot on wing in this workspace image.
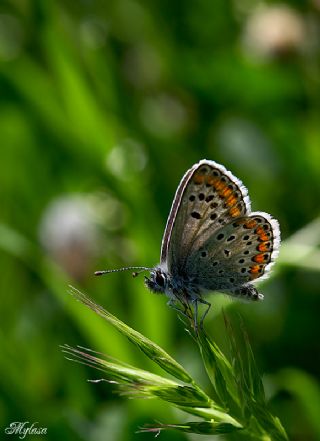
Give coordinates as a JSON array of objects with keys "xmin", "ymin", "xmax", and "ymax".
[
  {"xmin": 244, "ymin": 220, "xmax": 257, "ymax": 229},
  {"xmin": 229, "ymin": 206, "xmax": 241, "ymax": 217},
  {"xmin": 221, "ymin": 187, "xmax": 233, "ymax": 198},
  {"xmin": 256, "ymin": 226, "xmax": 269, "ymax": 241},
  {"xmin": 225, "ymin": 194, "xmax": 237, "ymax": 207},
  {"xmin": 249, "ymin": 265, "xmax": 261, "ymax": 279},
  {"xmin": 250, "ymin": 265, "xmax": 260, "ymax": 273},
  {"xmin": 193, "ymin": 174, "xmax": 206, "ymax": 184},
  {"xmin": 258, "ymin": 242, "xmax": 269, "ymax": 252},
  {"xmin": 253, "ymin": 254, "xmax": 267, "ymax": 263},
  {"xmin": 212, "ymin": 179, "xmax": 226, "ymax": 191},
  {"xmin": 206, "ymin": 176, "xmax": 217, "ymax": 186}
]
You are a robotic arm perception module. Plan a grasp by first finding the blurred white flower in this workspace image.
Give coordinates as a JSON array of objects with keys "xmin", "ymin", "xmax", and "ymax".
[
  {"xmin": 39, "ymin": 195, "xmax": 100, "ymax": 279},
  {"xmin": 39, "ymin": 194, "xmax": 124, "ymax": 279},
  {"xmin": 242, "ymin": 4, "xmax": 306, "ymax": 59}
]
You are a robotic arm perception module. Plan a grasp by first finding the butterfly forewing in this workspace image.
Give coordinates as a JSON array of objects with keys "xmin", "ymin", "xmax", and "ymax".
[{"xmin": 163, "ymin": 160, "xmax": 251, "ymax": 276}]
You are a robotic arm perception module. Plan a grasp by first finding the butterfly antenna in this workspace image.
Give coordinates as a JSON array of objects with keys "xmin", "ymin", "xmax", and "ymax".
[{"xmin": 94, "ymin": 266, "xmax": 152, "ymax": 277}]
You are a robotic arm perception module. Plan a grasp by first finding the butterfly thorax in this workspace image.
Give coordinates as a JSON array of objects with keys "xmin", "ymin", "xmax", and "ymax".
[{"xmin": 145, "ymin": 266, "xmax": 202, "ymax": 301}]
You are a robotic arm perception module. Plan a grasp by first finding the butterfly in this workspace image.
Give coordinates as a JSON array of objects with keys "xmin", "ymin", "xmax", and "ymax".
[{"xmin": 96, "ymin": 160, "xmax": 280, "ymax": 328}]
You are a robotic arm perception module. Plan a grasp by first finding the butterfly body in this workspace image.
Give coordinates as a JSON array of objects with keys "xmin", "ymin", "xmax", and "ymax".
[{"xmin": 145, "ymin": 254, "xmax": 263, "ymax": 304}]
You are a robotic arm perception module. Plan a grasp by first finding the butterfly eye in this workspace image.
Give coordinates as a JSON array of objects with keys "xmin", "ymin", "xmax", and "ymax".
[{"xmin": 155, "ymin": 272, "xmax": 165, "ymax": 287}]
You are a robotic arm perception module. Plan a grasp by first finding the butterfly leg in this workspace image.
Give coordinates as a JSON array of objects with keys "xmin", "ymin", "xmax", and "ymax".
[
  {"xmin": 192, "ymin": 297, "xmax": 211, "ymax": 330},
  {"xmin": 166, "ymin": 298, "xmax": 190, "ymax": 320},
  {"xmin": 192, "ymin": 298, "xmax": 199, "ymax": 333},
  {"xmin": 198, "ymin": 298, "xmax": 211, "ymax": 329}
]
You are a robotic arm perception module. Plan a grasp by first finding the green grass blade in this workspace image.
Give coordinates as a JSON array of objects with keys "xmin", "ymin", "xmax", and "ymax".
[
  {"xmin": 246, "ymin": 409, "xmax": 289, "ymax": 441},
  {"xmin": 240, "ymin": 317, "xmax": 266, "ymax": 404},
  {"xmin": 61, "ymin": 344, "xmax": 177, "ymax": 387},
  {"xmin": 69, "ymin": 286, "xmax": 193, "ymax": 383},
  {"xmin": 62, "ymin": 344, "xmax": 241, "ymax": 426},
  {"xmin": 224, "ymin": 314, "xmax": 288, "ymax": 440},
  {"xmin": 150, "ymin": 384, "xmax": 212, "ymax": 408},
  {"xmin": 177, "ymin": 405, "xmax": 243, "ymax": 426},
  {"xmin": 196, "ymin": 329, "xmax": 240, "ymax": 408},
  {"xmin": 139, "ymin": 420, "xmax": 242, "ymax": 435},
  {"xmin": 65, "ymin": 289, "xmax": 287, "ymax": 440}
]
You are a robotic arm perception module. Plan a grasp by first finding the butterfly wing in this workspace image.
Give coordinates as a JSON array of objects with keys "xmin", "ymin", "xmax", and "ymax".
[
  {"xmin": 161, "ymin": 159, "xmax": 250, "ymax": 272},
  {"xmin": 184, "ymin": 212, "xmax": 280, "ymax": 294},
  {"xmin": 160, "ymin": 159, "xmax": 280, "ymax": 296}
]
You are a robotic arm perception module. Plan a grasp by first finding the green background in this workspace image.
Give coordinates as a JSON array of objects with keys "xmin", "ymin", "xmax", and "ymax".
[{"xmin": 1, "ymin": 1, "xmax": 320, "ymax": 440}]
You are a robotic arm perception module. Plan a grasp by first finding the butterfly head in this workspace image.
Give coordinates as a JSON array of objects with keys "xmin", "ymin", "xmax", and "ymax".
[{"xmin": 145, "ymin": 267, "xmax": 169, "ymax": 295}]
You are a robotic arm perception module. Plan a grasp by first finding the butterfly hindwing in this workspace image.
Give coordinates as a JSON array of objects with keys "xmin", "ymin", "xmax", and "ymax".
[{"xmin": 184, "ymin": 213, "xmax": 280, "ymax": 293}]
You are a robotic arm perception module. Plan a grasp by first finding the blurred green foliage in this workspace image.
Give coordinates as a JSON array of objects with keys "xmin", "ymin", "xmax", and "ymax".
[{"xmin": 1, "ymin": 1, "xmax": 320, "ymax": 440}]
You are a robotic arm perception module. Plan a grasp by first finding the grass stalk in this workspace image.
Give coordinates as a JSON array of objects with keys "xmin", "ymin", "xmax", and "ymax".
[{"xmin": 63, "ymin": 286, "xmax": 288, "ymax": 440}]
